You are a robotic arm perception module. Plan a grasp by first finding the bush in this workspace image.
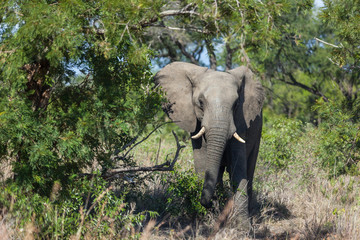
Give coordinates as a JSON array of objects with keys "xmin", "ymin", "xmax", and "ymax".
[
  {"xmin": 0, "ymin": 174, "xmax": 157, "ymax": 239},
  {"xmin": 313, "ymin": 100, "xmax": 360, "ymax": 177},
  {"xmin": 164, "ymin": 170, "xmax": 208, "ymax": 218},
  {"xmin": 260, "ymin": 117, "xmax": 304, "ymax": 171}
]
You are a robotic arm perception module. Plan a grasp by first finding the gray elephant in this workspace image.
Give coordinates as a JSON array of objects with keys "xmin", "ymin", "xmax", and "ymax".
[{"xmin": 155, "ymin": 62, "xmax": 264, "ymax": 229}]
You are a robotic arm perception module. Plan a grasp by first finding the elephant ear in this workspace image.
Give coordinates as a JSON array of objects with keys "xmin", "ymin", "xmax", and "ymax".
[
  {"xmin": 154, "ymin": 62, "xmax": 208, "ymax": 133},
  {"xmin": 228, "ymin": 66, "xmax": 265, "ymax": 128}
]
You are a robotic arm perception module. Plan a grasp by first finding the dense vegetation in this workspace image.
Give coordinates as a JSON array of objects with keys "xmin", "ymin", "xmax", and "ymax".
[{"xmin": 0, "ymin": 0, "xmax": 359, "ymax": 239}]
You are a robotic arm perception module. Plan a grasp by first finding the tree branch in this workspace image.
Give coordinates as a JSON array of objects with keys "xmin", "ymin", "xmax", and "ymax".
[
  {"xmin": 149, "ymin": 25, "xmax": 209, "ymax": 34},
  {"xmin": 225, "ymin": 43, "xmax": 239, "ymax": 71},
  {"xmin": 175, "ymin": 40, "xmax": 199, "ymax": 65},
  {"xmin": 140, "ymin": 8, "xmax": 200, "ymax": 28},
  {"xmin": 104, "ymin": 131, "xmax": 185, "ymax": 179},
  {"xmin": 284, "ymin": 71, "xmax": 329, "ymax": 102},
  {"xmin": 120, "ymin": 122, "xmax": 171, "ymax": 159},
  {"xmin": 314, "ymin": 37, "xmax": 341, "ymax": 48},
  {"xmin": 205, "ymin": 39, "xmax": 217, "ymax": 69}
]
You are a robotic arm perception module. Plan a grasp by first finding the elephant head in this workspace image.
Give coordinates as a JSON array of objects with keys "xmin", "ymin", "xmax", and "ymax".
[{"xmin": 155, "ymin": 62, "xmax": 264, "ymax": 207}]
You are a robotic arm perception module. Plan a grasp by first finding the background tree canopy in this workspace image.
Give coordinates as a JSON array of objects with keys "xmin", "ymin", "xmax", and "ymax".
[{"xmin": 0, "ymin": 0, "xmax": 359, "ymax": 239}]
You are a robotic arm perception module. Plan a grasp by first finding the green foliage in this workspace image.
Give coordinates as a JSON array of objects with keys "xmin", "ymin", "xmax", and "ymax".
[
  {"xmin": 313, "ymin": 100, "xmax": 360, "ymax": 177},
  {"xmin": 261, "ymin": 99, "xmax": 360, "ymax": 178},
  {"xmin": 0, "ymin": 1, "xmax": 163, "ymax": 194},
  {"xmin": 318, "ymin": 0, "xmax": 360, "ymax": 107},
  {"xmin": 164, "ymin": 170, "xmax": 208, "ymax": 217},
  {"xmin": 0, "ymin": 175, "xmax": 156, "ymax": 239},
  {"xmin": 260, "ymin": 117, "xmax": 303, "ymax": 171}
]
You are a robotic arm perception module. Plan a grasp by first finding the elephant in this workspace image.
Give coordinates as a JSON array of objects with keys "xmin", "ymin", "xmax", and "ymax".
[{"xmin": 155, "ymin": 62, "xmax": 264, "ymax": 229}]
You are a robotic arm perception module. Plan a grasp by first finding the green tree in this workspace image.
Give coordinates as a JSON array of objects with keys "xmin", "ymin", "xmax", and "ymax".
[
  {"xmin": 0, "ymin": 0, "xmax": 165, "ymax": 193},
  {"xmin": 320, "ymin": 0, "xmax": 360, "ymax": 113}
]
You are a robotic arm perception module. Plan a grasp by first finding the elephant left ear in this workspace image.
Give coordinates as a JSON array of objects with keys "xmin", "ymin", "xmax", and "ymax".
[{"xmin": 228, "ymin": 66, "xmax": 265, "ymax": 128}]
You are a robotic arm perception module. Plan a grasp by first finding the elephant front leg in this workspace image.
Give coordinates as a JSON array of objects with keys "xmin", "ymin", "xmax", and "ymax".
[
  {"xmin": 227, "ymin": 140, "xmax": 252, "ymax": 231},
  {"xmin": 191, "ymin": 137, "xmax": 207, "ymax": 177}
]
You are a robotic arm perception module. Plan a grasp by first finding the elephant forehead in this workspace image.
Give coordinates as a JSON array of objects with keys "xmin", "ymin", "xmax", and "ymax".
[
  {"xmin": 201, "ymin": 75, "xmax": 239, "ymax": 100},
  {"xmin": 201, "ymin": 71, "xmax": 236, "ymax": 83}
]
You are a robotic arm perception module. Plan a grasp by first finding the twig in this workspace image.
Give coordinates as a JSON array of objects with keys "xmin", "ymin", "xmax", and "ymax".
[
  {"xmin": 155, "ymin": 138, "xmax": 162, "ymax": 165},
  {"xmin": 150, "ymin": 25, "xmax": 209, "ymax": 34},
  {"xmin": 140, "ymin": 9, "xmax": 200, "ymax": 27},
  {"xmin": 104, "ymin": 131, "xmax": 185, "ymax": 178},
  {"xmin": 314, "ymin": 37, "xmax": 340, "ymax": 48},
  {"xmin": 122, "ymin": 122, "xmax": 171, "ymax": 159}
]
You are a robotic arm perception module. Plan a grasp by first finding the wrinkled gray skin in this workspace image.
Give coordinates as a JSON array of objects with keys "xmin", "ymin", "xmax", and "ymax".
[{"xmin": 155, "ymin": 62, "xmax": 264, "ymax": 229}]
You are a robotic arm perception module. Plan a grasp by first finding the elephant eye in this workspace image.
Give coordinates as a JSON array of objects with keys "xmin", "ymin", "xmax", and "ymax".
[{"xmin": 198, "ymin": 99, "xmax": 204, "ymax": 110}]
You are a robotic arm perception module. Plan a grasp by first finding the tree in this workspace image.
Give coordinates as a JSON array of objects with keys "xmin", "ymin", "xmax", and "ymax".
[
  {"xmin": 320, "ymin": 0, "xmax": 360, "ymax": 111},
  {"xmin": 0, "ymin": 0, "xmax": 165, "ymax": 193}
]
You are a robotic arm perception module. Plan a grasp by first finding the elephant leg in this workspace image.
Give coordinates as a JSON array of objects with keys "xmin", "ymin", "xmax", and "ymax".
[
  {"xmin": 191, "ymin": 136, "xmax": 207, "ymax": 178},
  {"xmin": 226, "ymin": 139, "xmax": 251, "ymax": 231},
  {"xmin": 246, "ymin": 141, "xmax": 260, "ymax": 214},
  {"xmin": 246, "ymin": 116, "xmax": 262, "ymax": 213}
]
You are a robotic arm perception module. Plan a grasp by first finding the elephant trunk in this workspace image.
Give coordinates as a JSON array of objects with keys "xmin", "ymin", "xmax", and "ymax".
[{"xmin": 200, "ymin": 124, "xmax": 228, "ymax": 208}]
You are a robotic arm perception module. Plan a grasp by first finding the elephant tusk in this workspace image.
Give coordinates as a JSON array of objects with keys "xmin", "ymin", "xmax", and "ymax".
[
  {"xmin": 233, "ymin": 132, "xmax": 245, "ymax": 143},
  {"xmin": 191, "ymin": 127, "xmax": 206, "ymax": 139}
]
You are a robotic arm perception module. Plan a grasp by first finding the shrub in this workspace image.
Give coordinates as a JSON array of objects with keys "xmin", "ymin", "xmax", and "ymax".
[
  {"xmin": 0, "ymin": 174, "xmax": 157, "ymax": 239},
  {"xmin": 164, "ymin": 170, "xmax": 208, "ymax": 217},
  {"xmin": 313, "ymin": 100, "xmax": 360, "ymax": 177},
  {"xmin": 260, "ymin": 117, "xmax": 304, "ymax": 171}
]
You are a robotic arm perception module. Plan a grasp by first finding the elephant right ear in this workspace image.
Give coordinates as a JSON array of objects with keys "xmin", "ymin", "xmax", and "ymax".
[
  {"xmin": 154, "ymin": 62, "xmax": 208, "ymax": 133},
  {"xmin": 228, "ymin": 66, "xmax": 265, "ymax": 128}
]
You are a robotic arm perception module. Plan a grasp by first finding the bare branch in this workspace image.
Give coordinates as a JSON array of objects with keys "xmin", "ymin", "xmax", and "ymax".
[
  {"xmin": 121, "ymin": 122, "xmax": 171, "ymax": 159},
  {"xmin": 175, "ymin": 40, "xmax": 199, "ymax": 65},
  {"xmin": 140, "ymin": 8, "xmax": 200, "ymax": 28},
  {"xmin": 159, "ymin": 10, "xmax": 200, "ymax": 18},
  {"xmin": 104, "ymin": 131, "xmax": 185, "ymax": 178},
  {"xmin": 314, "ymin": 37, "xmax": 341, "ymax": 48},
  {"xmin": 150, "ymin": 25, "xmax": 209, "ymax": 34}
]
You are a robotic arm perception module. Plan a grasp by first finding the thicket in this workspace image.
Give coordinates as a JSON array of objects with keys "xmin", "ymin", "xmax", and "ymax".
[{"xmin": 0, "ymin": 0, "xmax": 359, "ymax": 239}]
